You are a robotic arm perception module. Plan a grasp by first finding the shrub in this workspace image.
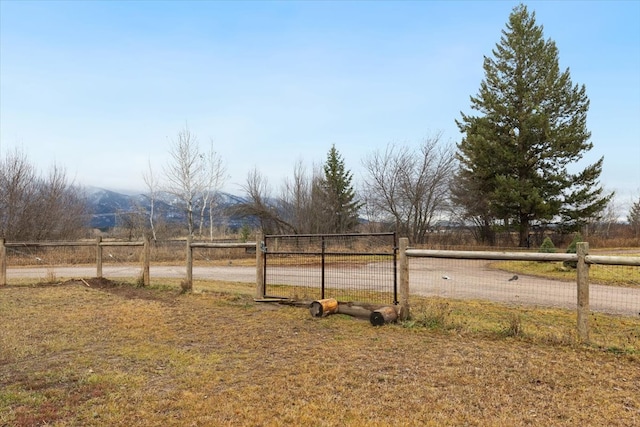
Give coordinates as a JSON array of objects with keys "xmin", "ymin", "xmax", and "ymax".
[
  {"xmin": 566, "ymin": 233, "xmax": 583, "ymax": 254},
  {"xmin": 502, "ymin": 312, "xmax": 525, "ymax": 337},
  {"xmin": 539, "ymin": 237, "xmax": 556, "ymax": 253},
  {"xmin": 239, "ymin": 224, "xmax": 251, "ymax": 243}
]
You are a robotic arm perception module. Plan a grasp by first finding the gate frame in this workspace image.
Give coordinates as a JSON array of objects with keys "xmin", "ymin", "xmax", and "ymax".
[{"xmin": 258, "ymin": 232, "xmax": 398, "ymax": 304}]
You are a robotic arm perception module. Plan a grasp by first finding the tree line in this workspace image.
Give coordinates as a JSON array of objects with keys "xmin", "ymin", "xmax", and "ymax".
[
  {"xmin": 0, "ymin": 148, "xmax": 88, "ymax": 240},
  {"xmin": 2, "ymin": 4, "xmax": 638, "ymax": 245}
]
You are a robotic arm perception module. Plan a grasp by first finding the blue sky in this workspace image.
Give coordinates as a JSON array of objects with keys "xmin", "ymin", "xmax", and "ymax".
[{"xmin": 1, "ymin": 1, "xmax": 639, "ymax": 210}]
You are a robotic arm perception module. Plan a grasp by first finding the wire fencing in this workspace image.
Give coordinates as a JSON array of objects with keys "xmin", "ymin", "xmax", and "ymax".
[
  {"xmin": 2, "ymin": 236, "xmax": 638, "ymax": 352},
  {"xmin": 0, "ymin": 238, "xmax": 147, "ymax": 285},
  {"xmin": 587, "ymin": 262, "xmax": 640, "ymax": 316},
  {"xmin": 0, "ymin": 237, "xmax": 261, "ymax": 286},
  {"xmin": 401, "ymin": 241, "xmax": 640, "ymax": 351},
  {"xmin": 261, "ymin": 233, "xmax": 397, "ymax": 305},
  {"xmin": 407, "ymin": 257, "xmax": 639, "ymax": 317},
  {"xmin": 407, "ymin": 257, "xmax": 576, "ymax": 309}
]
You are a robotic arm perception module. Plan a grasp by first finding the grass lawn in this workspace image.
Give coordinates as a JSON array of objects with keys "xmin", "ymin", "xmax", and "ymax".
[
  {"xmin": 490, "ymin": 259, "xmax": 640, "ymax": 287},
  {"xmin": 1, "ymin": 279, "xmax": 639, "ymax": 426}
]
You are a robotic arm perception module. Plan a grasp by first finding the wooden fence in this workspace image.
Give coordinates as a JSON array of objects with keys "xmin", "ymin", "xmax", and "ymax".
[
  {"xmin": 3, "ymin": 235, "xmax": 639, "ymax": 343},
  {"xmin": 186, "ymin": 235, "xmax": 258, "ymax": 289},
  {"xmin": 397, "ymin": 238, "xmax": 640, "ymax": 342},
  {"xmin": 0, "ymin": 237, "xmax": 261, "ymax": 289},
  {"xmin": 0, "ymin": 236, "xmax": 150, "ymax": 286}
]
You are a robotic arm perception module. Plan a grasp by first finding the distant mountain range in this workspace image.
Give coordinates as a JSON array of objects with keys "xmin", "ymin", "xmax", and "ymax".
[{"xmin": 86, "ymin": 188, "xmax": 249, "ymax": 230}]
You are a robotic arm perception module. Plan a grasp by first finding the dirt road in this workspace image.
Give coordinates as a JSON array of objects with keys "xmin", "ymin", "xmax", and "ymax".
[{"xmin": 6, "ymin": 260, "xmax": 639, "ymax": 317}]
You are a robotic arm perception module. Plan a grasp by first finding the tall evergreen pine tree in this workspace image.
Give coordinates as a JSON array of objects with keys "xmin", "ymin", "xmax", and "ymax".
[
  {"xmin": 454, "ymin": 4, "xmax": 611, "ymax": 246},
  {"xmin": 320, "ymin": 145, "xmax": 362, "ymax": 233}
]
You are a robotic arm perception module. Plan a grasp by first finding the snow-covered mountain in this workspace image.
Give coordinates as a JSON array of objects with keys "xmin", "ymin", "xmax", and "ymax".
[{"xmin": 86, "ymin": 188, "xmax": 248, "ymax": 230}]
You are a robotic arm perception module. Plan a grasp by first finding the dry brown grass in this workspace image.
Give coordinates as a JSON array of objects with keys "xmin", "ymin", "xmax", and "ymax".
[
  {"xmin": 491, "ymin": 260, "xmax": 640, "ymax": 287},
  {"xmin": 1, "ymin": 280, "xmax": 639, "ymax": 426}
]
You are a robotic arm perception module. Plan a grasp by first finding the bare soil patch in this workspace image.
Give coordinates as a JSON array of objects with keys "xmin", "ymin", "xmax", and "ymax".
[
  {"xmin": 67, "ymin": 277, "xmax": 179, "ymax": 302},
  {"xmin": 1, "ymin": 282, "xmax": 638, "ymax": 426}
]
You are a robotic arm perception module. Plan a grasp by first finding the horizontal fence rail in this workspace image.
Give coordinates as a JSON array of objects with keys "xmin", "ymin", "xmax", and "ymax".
[
  {"xmin": 190, "ymin": 242, "xmax": 255, "ymax": 249},
  {"xmin": 5, "ymin": 241, "xmax": 97, "ymax": 247},
  {"xmin": 405, "ymin": 248, "xmax": 640, "ymax": 266},
  {"xmin": 585, "ymin": 255, "xmax": 640, "ymax": 266},
  {"xmin": 4, "ymin": 241, "xmax": 146, "ymax": 248},
  {"xmin": 405, "ymin": 249, "xmax": 578, "ymax": 262}
]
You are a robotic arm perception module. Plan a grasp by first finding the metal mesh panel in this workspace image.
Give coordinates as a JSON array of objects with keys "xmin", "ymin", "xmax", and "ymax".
[{"xmin": 264, "ymin": 233, "xmax": 397, "ymax": 305}]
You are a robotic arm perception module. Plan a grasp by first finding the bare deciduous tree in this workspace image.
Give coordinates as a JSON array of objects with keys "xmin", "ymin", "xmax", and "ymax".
[
  {"xmin": 163, "ymin": 126, "xmax": 205, "ymax": 237},
  {"xmin": 234, "ymin": 167, "xmax": 296, "ymax": 235},
  {"xmin": 114, "ymin": 207, "xmax": 147, "ymax": 241},
  {"xmin": 163, "ymin": 127, "xmax": 227, "ymax": 240},
  {"xmin": 590, "ymin": 192, "xmax": 619, "ymax": 239},
  {"xmin": 279, "ymin": 161, "xmax": 328, "ymax": 234},
  {"xmin": 200, "ymin": 139, "xmax": 227, "ymax": 241},
  {"xmin": 449, "ymin": 168, "xmax": 497, "ymax": 245},
  {"xmin": 238, "ymin": 150, "xmax": 364, "ymax": 236},
  {"xmin": 279, "ymin": 160, "xmax": 311, "ymax": 233},
  {"xmin": 142, "ymin": 158, "xmax": 159, "ymax": 241},
  {"xmin": 0, "ymin": 148, "xmax": 88, "ymax": 240},
  {"xmin": 0, "ymin": 148, "xmax": 37, "ymax": 239},
  {"xmin": 362, "ymin": 135, "xmax": 456, "ymax": 244},
  {"xmin": 36, "ymin": 164, "xmax": 88, "ymax": 239},
  {"xmin": 235, "ymin": 161, "xmax": 338, "ymax": 235}
]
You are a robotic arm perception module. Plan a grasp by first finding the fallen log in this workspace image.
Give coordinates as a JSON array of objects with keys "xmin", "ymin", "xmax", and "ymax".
[
  {"xmin": 370, "ymin": 306, "xmax": 398, "ymax": 326},
  {"xmin": 309, "ymin": 298, "xmax": 339, "ymax": 317},
  {"xmin": 336, "ymin": 303, "xmax": 372, "ymax": 320},
  {"xmin": 341, "ymin": 301, "xmax": 390, "ymax": 312}
]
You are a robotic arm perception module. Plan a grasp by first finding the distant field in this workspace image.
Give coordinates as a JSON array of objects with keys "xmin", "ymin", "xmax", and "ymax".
[{"xmin": 1, "ymin": 279, "xmax": 638, "ymax": 426}]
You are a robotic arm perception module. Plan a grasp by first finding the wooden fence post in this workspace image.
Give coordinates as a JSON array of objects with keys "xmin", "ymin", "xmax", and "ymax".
[
  {"xmin": 142, "ymin": 235, "xmax": 150, "ymax": 286},
  {"xmin": 256, "ymin": 233, "xmax": 265, "ymax": 299},
  {"xmin": 398, "ymin": 237, "xmax": 410, "ymax": 320},
  {"xmin": 0, "ymin": 238, "xmax": 6, "ymax": 286},
  {"xmin": 96, "ymin": 236, "xmax": 103, "ymax": 278},
  {"xmin": 577, "ymin": 242, "xmax": 590, "ymax": 343},
  {"xmin": 186, "ymin": 235, "xmax": 193, "ymax": 290}
]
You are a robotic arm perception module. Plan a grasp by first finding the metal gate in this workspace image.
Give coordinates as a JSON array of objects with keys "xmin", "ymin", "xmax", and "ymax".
[{"xmin": 262, "ymin": 232, "xmax": 397, "ymax": 305}]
